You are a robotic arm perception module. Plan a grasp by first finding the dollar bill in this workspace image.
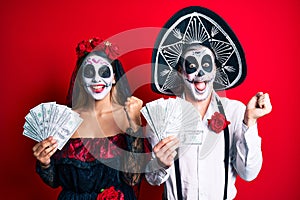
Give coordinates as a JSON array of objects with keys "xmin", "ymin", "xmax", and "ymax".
[{"xmin": 23, "ymin": 102, "xmax": 83, "ymax": 150}]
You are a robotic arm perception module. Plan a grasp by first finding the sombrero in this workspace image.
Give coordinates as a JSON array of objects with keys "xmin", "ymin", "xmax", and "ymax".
[{"xmin": 152, "ymin": 6, "xmax": 247, "ymax": 95}]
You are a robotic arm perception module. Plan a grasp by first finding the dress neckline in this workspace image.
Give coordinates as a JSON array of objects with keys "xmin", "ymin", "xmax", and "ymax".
[{"xmin": 70, "ymin": 133, "xmax": 124, "ymax": 140}]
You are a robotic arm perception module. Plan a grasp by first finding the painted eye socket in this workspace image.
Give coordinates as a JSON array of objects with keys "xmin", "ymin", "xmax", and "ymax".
[
  {"xmin": 201, "ymin": 54, "xmax": 213, "ymax": 72},
  {"xmin": 184, "ymin": 56, "xmax": 198, "ymax": 74},
  {"xmin": 98, "ymin": 66, "xmax": 111, "ymax": 78},
  {"xmin": 189, "ymin": 63, "xmax": 197, "ymax": 69},
  {"xmin": 83, "ymin": 64, "xmax": 95, "ymax": 78}
]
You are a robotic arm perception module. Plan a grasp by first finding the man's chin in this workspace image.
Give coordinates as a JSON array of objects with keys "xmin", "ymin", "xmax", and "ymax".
[
  {"xmin": 193, "ymin": 87, "xmax": 214, "ymax": 101},
  {"xmin": 194, "ymin": 94, "xmax": 209, "ymax": 101}
]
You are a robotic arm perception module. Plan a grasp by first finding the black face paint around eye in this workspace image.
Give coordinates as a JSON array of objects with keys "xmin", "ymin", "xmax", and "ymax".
[
  {"xmin": 201, "ymin": 54, "xmax": 213, "ymax": 72},
  {"xmin": 83, "ymin": 64, "xmax": 96, "ymax": 78},
  {"xmin": 184, "ymin": 56, "xmax": 198, "ymax": 74},
  {"xmin": 98, "ymin": 65, "xmax": 111, "ymax": 78}
]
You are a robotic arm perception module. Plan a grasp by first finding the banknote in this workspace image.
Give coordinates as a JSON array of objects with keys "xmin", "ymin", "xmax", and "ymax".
[
  {"xmin": 23, "ymin": 102, "xmax": 83, "ymax": 150},
  {"xmin": 141, "ymin": 97, "xmax": 203, "ymax": 144}
]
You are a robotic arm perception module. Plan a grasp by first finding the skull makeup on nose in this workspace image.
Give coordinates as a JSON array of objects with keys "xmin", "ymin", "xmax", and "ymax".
[
  {"xmin": 181, "ymin": 45, "xmax": 216, "ymax": 101},
  {"xmin": 82, "ymin": 54, "xmax": 114, "ymax": 100}
]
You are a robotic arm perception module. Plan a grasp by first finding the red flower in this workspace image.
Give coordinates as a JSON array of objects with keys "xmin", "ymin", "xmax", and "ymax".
[
  {"xmin": 207, "ymin": 112, "xmax": 230, "ymax": 133},
  {"xmin": 104, "ymin": 41, "xmax": 119, "ymax": 60},
  {"xmin": 90, "ymin": 37, "xmax": 103, "ymax": 48},
  {"xmin": 76, "ymin": 40, "xmax": 92, "ymax": 58},
  {"xmin": 75, "ymin": 37, "xmax": 119, "ymax": 60},
  {"xmin": 97, "ymin": 186, "xmax": 124, "ymax": 200}
]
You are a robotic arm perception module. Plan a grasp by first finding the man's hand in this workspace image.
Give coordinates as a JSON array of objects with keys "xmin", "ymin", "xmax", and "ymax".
[
  {"xmin": 244, "ymin": 92, "xmax": 272, "ymax": 127},
  {"xmin": 153, "ymin": 136, "xmax": 180, "ymax": 167}
]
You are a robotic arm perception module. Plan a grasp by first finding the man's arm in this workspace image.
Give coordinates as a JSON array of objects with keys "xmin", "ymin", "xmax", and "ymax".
[
  {"xmin": 233, "ymin": 122, "xmax": 263, "ymax": 181},
  {"xmin": 232, "ymin": 92, "xmax": 272, "ymax": 181}
]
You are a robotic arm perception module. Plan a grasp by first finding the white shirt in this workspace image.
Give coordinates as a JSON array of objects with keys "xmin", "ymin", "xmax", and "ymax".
[{"xmin": 145, "ymin": 93, "xmax": 262, "ymax": 200}]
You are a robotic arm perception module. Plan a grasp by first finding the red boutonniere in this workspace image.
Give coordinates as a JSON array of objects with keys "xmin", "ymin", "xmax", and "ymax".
[
  {"xmin": 97, "ymin": 186, "xmax": 124, "ymax": 200},
  {"xmin": 207, "ymin": 112, "xmax": 230, "ymax": 133}
]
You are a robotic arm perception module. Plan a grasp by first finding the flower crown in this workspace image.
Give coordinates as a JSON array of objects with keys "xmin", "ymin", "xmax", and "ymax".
[{"xmin": 75, "ymin": 37, "xmax": 119, "ymax": 60}]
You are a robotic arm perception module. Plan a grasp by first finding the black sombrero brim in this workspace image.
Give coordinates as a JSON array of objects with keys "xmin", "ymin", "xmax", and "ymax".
[{"xmin": 151, "ymin": 6, "xmax": 247, "ymax": 95}]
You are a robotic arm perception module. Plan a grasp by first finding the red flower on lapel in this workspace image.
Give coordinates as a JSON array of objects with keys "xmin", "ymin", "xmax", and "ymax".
[{"xmin": 207, "ymin": 112, "xmax": 230, "ymax": 133}]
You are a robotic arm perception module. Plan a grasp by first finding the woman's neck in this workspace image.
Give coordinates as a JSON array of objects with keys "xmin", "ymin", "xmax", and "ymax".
[{"xmin": 93, "ymin": 93, "xmax": 114, "ymax": 115}]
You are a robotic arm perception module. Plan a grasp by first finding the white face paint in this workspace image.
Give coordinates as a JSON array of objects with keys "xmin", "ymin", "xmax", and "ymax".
[
  {"xmin": 82, "ymin": 54, "xmax": 114, "ymax": 100},
  {"xmin": 181, "ymin": 45, "xmax": 216, "ymax": 101}
]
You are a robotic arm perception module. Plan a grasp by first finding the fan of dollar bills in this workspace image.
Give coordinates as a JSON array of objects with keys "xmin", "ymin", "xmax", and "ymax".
[
  {"xmin": 141, "ymin": 97, "xmax": 203, "ymax": 144},
  {"xmin": 23, "ymin": 102, "xmax": 83, "ymax": 150}
]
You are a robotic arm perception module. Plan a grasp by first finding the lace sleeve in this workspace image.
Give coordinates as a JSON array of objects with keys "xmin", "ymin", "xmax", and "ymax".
[
  {"xmin": 121, "ymin": 128, "xmax": 147, "ymax": 186},
  {"xmin": 35, "ymin": 159, "xmax": 60, "ymax": 188}
]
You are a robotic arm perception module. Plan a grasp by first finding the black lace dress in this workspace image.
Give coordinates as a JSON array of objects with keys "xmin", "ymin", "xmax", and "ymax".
[{"xmin": 36, "ymin": 134, "xmax": 142, "ymax": 200}]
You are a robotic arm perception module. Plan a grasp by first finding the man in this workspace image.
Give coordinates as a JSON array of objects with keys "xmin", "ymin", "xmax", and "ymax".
[{"xmin": 145, "ymin": 6, "xmax": 272, "ymax": 200}]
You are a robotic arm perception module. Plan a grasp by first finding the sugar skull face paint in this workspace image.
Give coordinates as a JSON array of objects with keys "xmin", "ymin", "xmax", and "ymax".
[
  {"xmin": 82, "ymin": 54, "xmax": 114, "ymax": 100},
  {"xmin": 181, "ymin": 45, "xmax": 216, "ymax": 101}
]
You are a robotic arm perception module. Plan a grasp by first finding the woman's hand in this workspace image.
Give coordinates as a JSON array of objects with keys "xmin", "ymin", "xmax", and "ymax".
[
  {"xmin": 32, "ymin": 136, "xmax": 57, "ymax": 168},
  {"xmin": 153, "ymin": 136, "xmax": 180, "ymax": 167},
  {"xmin": 124, "ymin": 96, "xmax": 143, "ymax": 131},
  {"xmin": 244, "ymin": 92, "xmax": 272, "ymax": 127}
]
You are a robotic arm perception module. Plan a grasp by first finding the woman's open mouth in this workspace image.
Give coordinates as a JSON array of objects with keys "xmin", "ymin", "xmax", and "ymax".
[{"xmin": 90, "ymin": 84, "xmax": 105, "ymax": 93}]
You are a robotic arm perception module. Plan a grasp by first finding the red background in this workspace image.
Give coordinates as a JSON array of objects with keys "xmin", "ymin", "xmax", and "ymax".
[{"xmin": 1, "ymin": 0, "xmax": 299, "ymax": 199}]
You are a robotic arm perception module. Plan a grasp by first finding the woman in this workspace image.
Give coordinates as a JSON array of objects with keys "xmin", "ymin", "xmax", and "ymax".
[{"xmin": 32, "ymin": 37, "xmax": 144, "ymax": 199}]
